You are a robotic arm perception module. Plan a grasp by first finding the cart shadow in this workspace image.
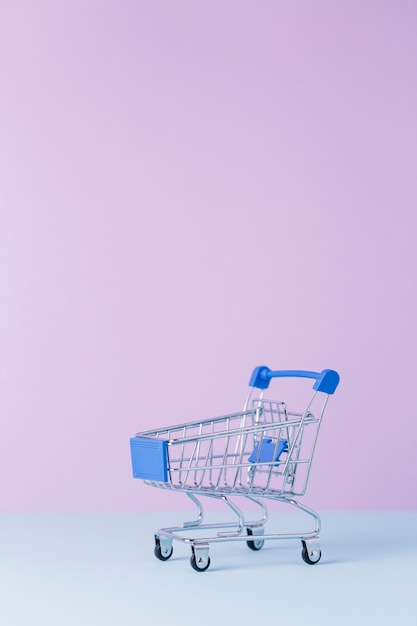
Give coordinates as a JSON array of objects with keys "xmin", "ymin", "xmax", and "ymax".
[
  {"xmin": 148, "ymin": 513, "xmax": 417, "ymax": 571},
  {"xmin": 197, "ymin": 530, "xmax": 414, "ymax": 571}
]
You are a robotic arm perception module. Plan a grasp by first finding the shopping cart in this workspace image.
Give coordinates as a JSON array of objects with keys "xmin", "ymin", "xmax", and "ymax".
[{"xmin": 130, "ymin": 366, "xmax": 340, "ymax": 571}]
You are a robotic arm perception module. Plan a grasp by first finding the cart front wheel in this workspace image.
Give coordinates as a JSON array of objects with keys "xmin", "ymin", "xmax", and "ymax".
[
  {"xmin": 246, "ymin": 528, "xmax": 265, "ymax": 551},
  {"xmin": 301, "ymin": 540, "xmax": 321, "ymax": 565},
  {"xmin": 190, "ymin": 545, "xmax": 211, "ymax": 572},
  {"xmin": 190, "ymin": 553, "xmax": 211, "ymax": 572}
]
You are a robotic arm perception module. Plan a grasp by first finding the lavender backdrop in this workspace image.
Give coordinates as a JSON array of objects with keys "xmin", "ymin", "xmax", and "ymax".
[{"xmin": 1, "ymin": 0, "xmax": 416, "ymax": 512}]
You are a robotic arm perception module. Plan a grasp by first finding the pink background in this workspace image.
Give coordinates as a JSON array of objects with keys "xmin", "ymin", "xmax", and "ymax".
[{"xmin": 1, "ymin": 0, "xmax": 416, "ymax": 512}]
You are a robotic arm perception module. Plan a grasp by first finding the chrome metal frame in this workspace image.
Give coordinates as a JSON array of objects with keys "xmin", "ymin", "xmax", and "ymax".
[{"xmin": 137, "ymin": 387, "xmax": 331, "ymax": 569}]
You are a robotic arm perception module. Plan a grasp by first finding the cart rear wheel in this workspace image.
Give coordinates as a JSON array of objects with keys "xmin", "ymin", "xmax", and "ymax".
[
  {"xmin": 246, "ymin": 528, "xmax": 265, "ymax": 551},
  {"xmin": 301, "ymin": 540, "xmax": 321, "ymax": 564},
  {"xmin": 154, "ymin": 538, "xmax": 173, "ymax": 561}
]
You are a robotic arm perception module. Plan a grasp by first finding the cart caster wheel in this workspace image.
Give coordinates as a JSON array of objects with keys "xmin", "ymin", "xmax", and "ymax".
[
  {"xmin": 190, "ymin": 545, "xmax": 210, "ymax": 572},
  {"xmin": 246, "ymin": 528, "xmax": 265, "ymax": 551},
  {"xmin": 190, "ymin": 553, "xmax": 211, "ymax": 572},
  {"xmin": 154, "ymin": 537, "xmax": 173, "ymax": 561},
  {"xmin": 301, "ymin": 540, "xmax": 321, "ymax": 565},
  {"xmin": 154, "ymin": 544, "xmax": 173, "ymax": 561}
]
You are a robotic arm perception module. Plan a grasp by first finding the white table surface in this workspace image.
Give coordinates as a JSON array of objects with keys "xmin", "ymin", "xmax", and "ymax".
[{"xmin": 0, "ymin": 510, "xmax": 416, "ymax": 625}]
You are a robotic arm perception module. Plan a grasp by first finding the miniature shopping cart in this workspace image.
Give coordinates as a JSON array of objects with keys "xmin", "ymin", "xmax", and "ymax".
[{"xmin": 130, "ymin": 366, "xmax": 340, "ymax": 571}]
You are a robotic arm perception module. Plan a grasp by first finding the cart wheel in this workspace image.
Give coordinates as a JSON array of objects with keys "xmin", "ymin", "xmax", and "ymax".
[
  {"xmin": 301, "ymin": 540, "xmax": 321, "ymax": 565},
  {"xmin": 154, "ymin": 537, "xmax": 173, "ymax": 562},
  {"xmin": 190, "ymin": 553, "xmax": 211, "ymax": 572},
  {"xmin": 246, "ymin": 528, "xmax": 265, "ymax": 551}
]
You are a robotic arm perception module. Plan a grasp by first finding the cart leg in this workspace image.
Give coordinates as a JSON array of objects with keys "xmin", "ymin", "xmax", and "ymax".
[
  {"xmin": 182, "ymin": 492, "xmax": 204, "ymax": 528},
  {"xmin": 154, "ymin": 535, "xmax": 173, "ymax": 561},
  {"xmin": 246, "ymin": 525, "xmax": 265, "ymax": 551},
  {"xmin": 190, "ymin": 543, "xmax": 210, "ymax": 572},
  {"xmin": 216, "ymin": 496, "xmax": 245, "ymax": 537},
  {"xmin": 244, "ymin": 495, "xmax": 268, "ymax": 526},
  {"xmin": 301, "ymin": 538, "xmax": 321, "ymax": 564},
  {"xmin": 285, "ymin": 498, "xmax": 321, "ymax": 535}
]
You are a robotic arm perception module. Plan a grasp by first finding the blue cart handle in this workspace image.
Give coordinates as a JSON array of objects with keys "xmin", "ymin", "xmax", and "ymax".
[{"xmin": 249, "ymin": 367, "xmax": 340, "ymax": 394}]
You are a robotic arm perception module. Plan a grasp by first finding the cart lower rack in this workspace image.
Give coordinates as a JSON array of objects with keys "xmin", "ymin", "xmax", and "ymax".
[{"xmin": 130, "ymin": 366, "xmax": 340, "ymax": 571}]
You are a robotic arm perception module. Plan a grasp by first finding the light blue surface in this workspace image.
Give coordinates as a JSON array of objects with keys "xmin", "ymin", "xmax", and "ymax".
[{"xmin": 0, "ymin": 511, "xmax": 415, "ymax": 626}]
